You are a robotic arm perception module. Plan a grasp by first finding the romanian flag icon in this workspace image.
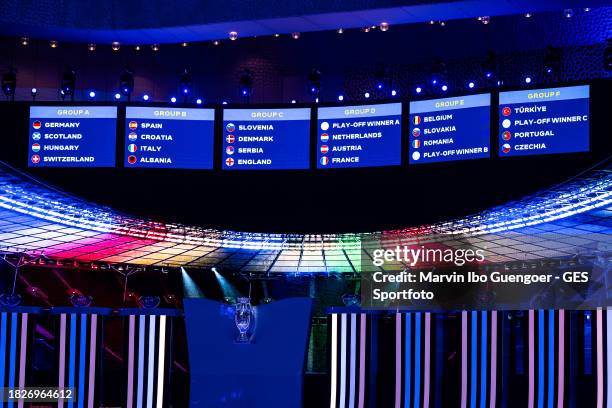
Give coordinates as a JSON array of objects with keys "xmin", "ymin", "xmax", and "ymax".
[{"xmin": 412, "ymin": 140, "xmax": 421, "ymax": 149}]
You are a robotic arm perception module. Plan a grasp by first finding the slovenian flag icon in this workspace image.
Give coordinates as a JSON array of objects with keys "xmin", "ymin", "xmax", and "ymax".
[
  {"xmin": 412, "ymin": 140, "xmax": 421, "ymax": 149},
  {"xmin": 128, "ymin": 144, "xmax": 137, "ymax": 153},
  {"xmin": 413, "ymin": 116, "xmax": 421, "ymax": 125}
]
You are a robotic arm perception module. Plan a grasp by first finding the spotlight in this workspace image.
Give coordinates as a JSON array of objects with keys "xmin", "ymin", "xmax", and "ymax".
[
  {"xmin": 213, "ymin": 40, "xmax": 220, "ymax": 46},
  {"xmin": 524, "ymin": 12, "xmax": 532, "ymax": 18},
  {"xmin": 485, "ymin": 71, "xmax": 493, "ymax": 78},
  {"xmin": 439, "ymin": 21, "xmax": 446, "ymax": 27},
  {"xmin": 238, "ymin": 70, "xmax": 253, "ymax": 100},
  {"xmin": 362, "ymin": 27, "xmax": 371, "ymax": 33},
  {"xmin": 88, "ymin": 90, "xmax": 96, "ymax": 99},
  {"xmin": 20, "ymin": 37, "xmax": 29, "ymax": 46},
  {"xmin": 364, "ymin": 92, "xmax": 370, "ymax": 98},
  {"xmin": 292, "ymin": 32, "xmax": 301, "ymax": 39},
  {"xmin": 143, "ymin": 94, "xmax": 149, "ymax": 101},
  {"xmin": 441, "ymin": 84, "xmax": 448, "ymax": 92},
  {"xmin": 60, "ymin": 67, "xmax": 76, "ymax": 101},
  {"xmin": 338, "ymin": 94, "xmax": 344, "ymax": 101},
  {"xmin": 429, "ymin": 20, "xmax": 436, "ymax": 25},
  {"xmin": 524, "ymin": 76, "xmax": 532, "ymax": 84},
  {"xmin": 415, "ymin": 86, "xmax": 422, "ymax": 94},
  {"xmin": 179, "ymin": 68, "xmax": 193, "ymax": 99},
  {"xmin": 31, "ymin": 87, "xmax": 37, "ymax": 100},
  {"xmin": 196, "ymin": 98, "xmax": 202, "ymax": 104},
  {"xmin": 306, "ymin": 69, "xmax": 321, "ymax": 98},
  {"xmin": 111, "ymin": 41, "xmax": 120, "ymax": 51},
  {"xmin": 291, "ymin": 99, "xmax": 297, "ymax": 104},
  {"xmin": 479, "ymin": 16, "xmax": 490, "ymax": 25},
  {"xmin": 134, "ymin": 45, "xmax": 141, "ymax": 51},
  {"xmin": 181, "ymin": 42, "xmax": 188, "ymax": 47},
  {"xmin": 171, "ymin": 96, "xmax": 177, "ymax": 103},
  {"xmin": 496, "ymin": 79, "xmax": 504, "ymax": 87},
  {"xmin": 543, "ymin": 46, "xmax": 561, "ymax": 76},
  {"xmin": 315, "ymin": 97, "xmax": 319, "ymax": 103},
  {"xmin": 584, "ymin": 7, "xmax": 591, "ymax": 12},
  {"xmin": 229, "ymin": 31, "xmax": 238, "ymax": 41},
  {"xmin": 380, "ymin": 22, "xmax": 389, "ymax": 31},
  {"xmin": 222, "ymin": 101, "xmax": 228, "ymax": 105},
  {"xmin": 564, "ymin": 9, "xmax": 574, "ymax": 18},
  {"xmin": 114, "ymin": 93, "xmax": 121, "ymax": 100},
  {"xmin": 374, "ymin": 64, "xmax": 388, "ymax": 90},
  {"xmin": 391, "ymin": 89, "xmax": 397, "ymax": 96},
  {"xmin": 49, "ymin": 40, "xmax": 58, "ymax": 48},
  {"xmin": 337, "ymin": 28, "xmax": 344, "ymax": 34},
  {"xmin": 88, "ymin": 43, "xmax": 96, "ymax": 51},
  {"xmin": 274, "ymin": 34, "xmax": 280, "ymax": 38},
  {"xmin": 119, "ymin": 67, "xmax": 135, "ymax": 100},
  {"xmin": 151, "ymin": 44, "xmax": 159, "ymax": 51},
  {"xmin": 468, "ymin": 81, "xmax": 475, "ymax": 89},
  {"xmin": 483, "ymin": 50, "xmax": 497, "ymax": 80}
]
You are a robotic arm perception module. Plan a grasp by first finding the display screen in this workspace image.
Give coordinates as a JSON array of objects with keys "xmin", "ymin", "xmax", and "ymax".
[
  {"xmin": 221, "ymin": 108, "xmax": 311, "ymax": 170},
  {"xmin": 28, "ymin": 106, "xmax": 117, "ymax": 167},
  {"xmin": 316, "ymin": 103, "xmax": 402, "ymax": 168},
  {"xmin": 408, "ymin": 93, "xmax": 490, "ymax": 164},
  {"xmin": 124, "ymin": 107, "xmax": 215, "ymax": 169},
  {"xmin": 498, "ymin": 85, "xmax": 589, "ymax": 157}
]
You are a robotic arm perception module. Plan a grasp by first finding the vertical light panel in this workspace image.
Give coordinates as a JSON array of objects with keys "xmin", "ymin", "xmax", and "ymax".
[
  {"xmin": 330, "ymin": 314, "xmax": 337, "ymax": 408},
  {"xmin": 480, "ymin": 311, "xmax": 487, "ymax": 408},
  {"xmin": 156, "ymin": 315, "xmax": 167, "ymax": 408},
  {"xmin": 127, "ymin": 315, "xmax": 135, "ymax": 408},
  {"xmin": 78, "ymin": 314, "xmax": 87, "ymax": 407},
  {"xmin": 358, "ymin": 314, "xmax": 366, "ymax": 408},
  {"xmin": 404, "ymin": 313, "xmax": 411, "ymax": 408},
  {"xmin": 88, "ymin": 314, "xmax": 98, "ymax": 408},
  {"xmin": 68, "ymin": 314, "xmax": 76, "ymax": 408},
  {"xmin": 461, "ymin": 311, "xmax": 467, "ymax": 408},
  {"xmin": 8, "ymin": 313, "xmax": 17, "ymax": 408},
  {"xmin": 423, "ymin": 313, "xmax": 431, "ymax": 408},
  {"xmin": 395, "ymin": 313, "xmax": 401, "ymax": 408},
  {"xmin": 538, "ymin": 310, "xmax": 544, "ymax": 408},
  {"xmin": 607, "ymin": 308, "xmax": 611, "ymax": 408},
  {"xmin": 58, "ymin": 314, "xmax": 67, "ymax": 408},
  {"xmin": 17, "ymin": 313, "xmax": 28, "ymax": 408},
  {"xmin": 0, "ymin": 312, "xmax": 7, "ymax": 400},
  {"xmin": 528, "ymin": 310, "xmax": 535, "ymax": 408},
  {"xmin": 547, "ymin": 310, "xmax": 554, "ymax": 408},
  {"xmin": 146, "ymin": 315, "xmax": 156, "ymax": 408},
  {"xmin": 137, "ymin": 315, "xmax": 145, "ymax": 408},
  {"xmin": 413, "ymin": 312, "xmax": 421, "ymax": 408},
  {"xmin": 470, "ymin": 311, "xmax": 477, "ymax": 408},
  {"xmin": 596, "ymin": 308, "xmax": 603, "ymax": 408},
  {"xmin": 339, "ymin": 314, "xmax": 347, "ymax": 408},
  {"xmin": 557, "ymin": 310, "xmax": 565, "ymax": 408},
  {"xmin": 489, "ymin": 311, "xmax": 497, "ymax": 408},
  {"xmin": 348, "ymin": 314, "xmax": 357, "ymax": 408}
]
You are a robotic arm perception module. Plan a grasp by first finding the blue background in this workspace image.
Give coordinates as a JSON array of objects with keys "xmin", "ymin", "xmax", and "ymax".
[
  {"xmin": 28, "ymin": 117, "xmax": 116, "ymax": 168},
  {"xmin": 316, "ymin": 114, "xmax": 401, "ymax": 169},
  {"xmin": 124, "ymin": 118, "xmax": 214, "ymax": 169},
  {"xmin": 222, "ymin": 120, "xmax": 310, "ymax": 170},
  {"xmin": 408, "ymin": 105, "xmax": 490, "ymax": 165},
  {"xmin": 498, "ymin": 98, "xmax": 589, "ymax": 157}
]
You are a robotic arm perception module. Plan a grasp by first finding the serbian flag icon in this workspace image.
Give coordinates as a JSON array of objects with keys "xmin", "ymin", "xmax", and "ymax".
[
  {"xmin": 31, "ymin": 143, "xmax": 41, "ymax": 152},
  {"xmin": 412, "ymin": 128, "xmax": 421, "ymax": 137},
  {"xmin": 502, "ymin": 131, "xmax": 511, "ymax": 141},
  {"xmin": 128, "ymin": 144, "xmax": 137, "ymax": 153},
  {"xmin": 128, "ymin": 132, "xmax": 138, "ymax": 141},
  {"xmin": 226, "ymin": 146, "xmax": 234, "ymax": 155},
  {"xmin": 413, "ymin": 116, "xmax": 421, "ymax": 125},
  {"xmin": 32, "ymin": 121, "xmax": 42, "ymax": 130},
  {"xmin": 320, "ymin": 156, "xmax": 329, "ymax": 166},
  {"xmin": 320, "ymin": 145, "xmax": 329, "ymax": 154},
  {"xmin": 31, "ymin": 154, "xmax": 40, "ymax": 164},
  {"xmin": 127, "ymin": 155, "xmax": 137, "ymax": 164},
  {"xmin": 128, "ymin": 121, "xmax": 138, "ymax": 130},
  {"xmin": 226, "ymin": 134, "xmax": 235, "ymax": 143},
  {"xmin": 320, "ymin": 133, "xmax": 329, "ymax": 142},
  {"xmin": 225, "ymin": 157, "xmax": 235, "ymax": 166},
  {"xmin": 502, "ymin": 143, "xmax": 511, "ymax": 153},
  {"xmin": 502, "ymin": 107, "xmax": 511, "ymax": 116},
  {"xmin": 412, "ymin": 140, "xmax": 421, "ymax": 149}
]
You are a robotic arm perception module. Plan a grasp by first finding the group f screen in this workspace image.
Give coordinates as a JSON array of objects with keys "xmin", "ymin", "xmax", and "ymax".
[{"xmin": 28, "ymin": 106, "xmax": 117, "ymax": 167}]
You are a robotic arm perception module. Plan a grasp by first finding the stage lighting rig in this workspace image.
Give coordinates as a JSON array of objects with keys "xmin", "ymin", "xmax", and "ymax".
[
  {"xmin": 119, "ymin": 67, "xmax": 135, "ymax": 100},
  {"xmin": 239, "ymin": 70, "xmax": 253, "ymax": 102},
  {"xmin": 60, "ymin": 67, "xmax": 76, "ymax": 101},
  {"xmin": 306, "ymin": 69, "xmax": 321, "ymax": 99},
  {"xmin": 179, "ymin": 68, "xmax": 193, "ymax": 101},
  {"xmin": 2, "ymin": 66, "xmax": 16, "ymax": 101}
]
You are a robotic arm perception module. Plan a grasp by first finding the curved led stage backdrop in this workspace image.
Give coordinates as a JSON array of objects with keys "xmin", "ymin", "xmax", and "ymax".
[{"xmin": 0, "ymin": 158, "xmax": 610, "ymax": 273}]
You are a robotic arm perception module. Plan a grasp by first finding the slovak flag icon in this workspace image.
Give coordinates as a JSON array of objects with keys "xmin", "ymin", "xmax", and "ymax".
[
  {"xmin": 502, "ymin": 107, "xmax": 511, "ymax": 116},
  {"xmin": 502, "ymin": 143, "xmax": 511, "ymax": 153},
  {"xmin": 225, "ymin": 157, "xmax": 235, "ymax": 166},
  {"xmin": 320, "ymin": 145, "xmax": 329, "ymax": 154},
  {"xmin": 226, "ymin": 135, "xmax": 235, "ymax": 143},
  {"xmin": 320, "ymin": 156, "xmax": 329, "ymax": 166},
  {"xmin": 412, "ymin": 128, "xmax": 420, "ymax": 137}
]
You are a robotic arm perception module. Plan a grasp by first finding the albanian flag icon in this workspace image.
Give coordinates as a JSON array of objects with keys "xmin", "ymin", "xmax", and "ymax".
[
  {"xmin": 502, "ymin": 107, "xmax": 511, "ymax": 117},
  {"xmin": 502, "ymin": 144, "xmax": 511, "ymax": 154},
  {"xmin": 502, "ymin": 131, "xmax": 511, "ymax": 141},
  {"xmin": 32, "ymin": 121, "xmax": 42, "ymax": 130},
  {"xmin": 129, "ymin": 121, "xmax": 138, "ymax": 130},
  {"xmin": 127, "ymin": 155, "xmax": 137, "ymax": 164}
]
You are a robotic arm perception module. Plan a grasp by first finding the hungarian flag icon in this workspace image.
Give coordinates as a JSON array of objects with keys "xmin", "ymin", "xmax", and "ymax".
[
  {"xmin": 413, "ymin": 116, "xmax": 421, "ymax": 125},
  {"xmin": 31, "ymin": 143, "xmax": 41, "ymax": 152}
]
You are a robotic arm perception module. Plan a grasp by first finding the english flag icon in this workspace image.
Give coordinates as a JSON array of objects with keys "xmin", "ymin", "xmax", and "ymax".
[
  {"xmin": 226, "ymin": 146, "xmax": 234, "ymax": 155},
  {"xmin": 320, "ymin": 145, "xmax": 329, "ymax": 154},
  {"xmin": 502, "ymin": 143, "xmax": 511, "ymax": 153},
  {"xmin": 31, "ymin": 154, "xmax": 40, "ymax": 164},
  {"xmin": 32, "ymin": 121, "xmax": 41, "ymax": 130},
  {"xmin": 320, "ymin": 156, "xmax": 329, "ymax": 166},
  {"xmin": 127, "ymin": 155, "xmax": 137, "ymax": 164},
  {"xmin": 502, "ymin": 107, "xmax": 511, "ymax": 116},
  {"xmin": 412, "ymin": 128, "xmax": 421, "ymax": 137},
  {"xmin": 226, "ymin": 135, "xmax": 235, "ymax": 143},
  {"xmin": 413, "ymin": 116, "xmax": 421, "ymax": 125},
  {"xmin": 129, "ymin": 121, "xmax": 138, "ymax": 130},
  {"xmin": 31, "ymin": 143, "xmax": 41, "ymax": 152},
  {"xmin": 502, "ymin": 131, "xmax": 511, "ymax": 141},
  {"xmin": 226, "ymin": 123, "xmax": 235, "ymax": 132},
  {"xmin": 225, "ymin": 157, "xmax": 235, "ymax": 166},
  {"xmin": 320, "ymin": 133, "xmax": 329, "ymax": 142}
]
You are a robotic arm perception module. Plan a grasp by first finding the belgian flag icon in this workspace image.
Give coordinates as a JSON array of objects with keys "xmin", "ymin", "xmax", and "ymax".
[{"xmin": 413, "ymin": 115, "xmax": 421, "ymax": 125}]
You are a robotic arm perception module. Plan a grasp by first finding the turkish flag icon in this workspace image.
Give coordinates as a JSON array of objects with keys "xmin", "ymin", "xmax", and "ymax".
[{"xmin": 502, "ymin": 107, "xmax": 511, "ymax": 116}]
